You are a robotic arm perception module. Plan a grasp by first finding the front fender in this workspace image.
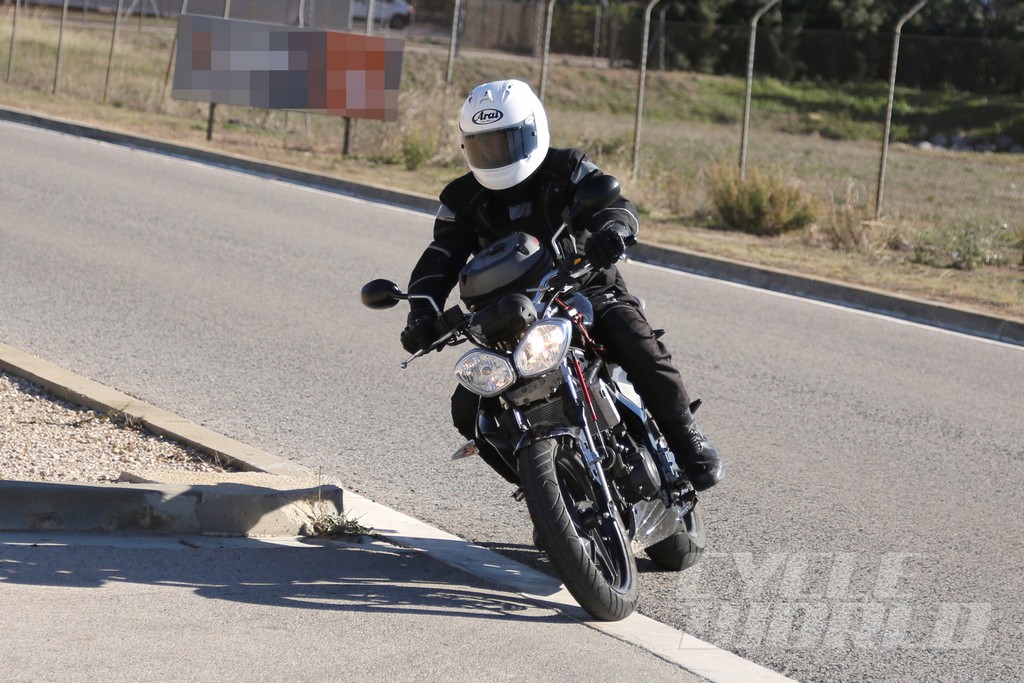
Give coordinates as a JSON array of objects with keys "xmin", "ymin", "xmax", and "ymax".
[{"xmin": 514, "ymin": 426, "xmax": 582, "ymax": 454}]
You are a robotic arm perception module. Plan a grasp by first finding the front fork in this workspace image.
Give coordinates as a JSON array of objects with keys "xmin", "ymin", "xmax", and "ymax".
[{"xmin": 561, "ymin": 354, "xmax": 620, "ymax": 516}]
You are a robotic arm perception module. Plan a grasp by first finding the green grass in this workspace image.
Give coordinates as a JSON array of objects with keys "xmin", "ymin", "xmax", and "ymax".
[{"xmin": 744, "ymin": 78, "xmax": 1024, "ymax": 143}]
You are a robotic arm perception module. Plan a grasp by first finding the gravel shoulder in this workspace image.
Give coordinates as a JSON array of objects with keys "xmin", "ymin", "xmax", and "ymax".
[{"xmin": 0, "ymin": 369, "xmax": 228, "ymax": 483}]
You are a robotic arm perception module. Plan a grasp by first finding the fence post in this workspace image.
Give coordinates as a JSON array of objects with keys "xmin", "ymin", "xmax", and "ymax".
[
  {"xmin": 607, "ymin": 11, "xmax": 619, "ymax": 68},
  {"xmin": 53, "ymin": 0, "xmax": 72, "ymax": 94},
  {"xmin": 102, "ymin": 0, "xmax": 126, "ymax": 103},
  {"xmin": 630, "ymin": 0, "xmax": 662, "ymax": 185},
  {"xmin": 591, "ymin": 0, "xmax": 606, "ymax": 68},
  {"xmin": 532, "ymin": 0, "xmax": 544, "ymax": 58},
  {"xmin": 438, "ymin": 0, "xmax": 465, "ymax": 153},
  {"xmin": 657, "ymin": 4, "xmax": 667, "ymax": 71},
  {"xmin": 299, "ymin": 0, "xmax": 310, "ymax": 137},
  {"xmin": 365, "ymin": 0, "xmax": 376, "ymax": 34},
  {"xmin": 875, "ymin": 0, "xmax": 927, "ymax": 220},
  {"xmin": 206, "ymin": 0, "xmax": 232, "ymax": 140},
  {"xmin": 344, "ymin": 0, "xmax": 378, "ymax": 155},
  {"xmin": 161, "ymin": 0, "xmax": 189, "ymax": 110},
  {"xmin": 739, "ymin": 0, "xmax": 780, "ymax": 182},
  {"xmin": 6, "ymin": 0, "xmax": 21, "ymax": 83},
  {"xmin": 538, "ymin": 0, "xmax": 557, "ymax": 102}
]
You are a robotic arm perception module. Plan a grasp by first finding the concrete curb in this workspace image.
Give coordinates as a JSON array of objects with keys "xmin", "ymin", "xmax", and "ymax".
[
  {"xmin": 630, "ymin": 243, "xmax": 1024, "ymax": 346},
  {"xmin": 3, "ymin": 104, "xmax": 1019, "ymax": 346},
  {"xmin": 0, "ymin": 342, "xmax": 343, "ymax": 537},
  {"xmin": 0, "ymin": 479, "xmax": 344, "ymax": 537}
]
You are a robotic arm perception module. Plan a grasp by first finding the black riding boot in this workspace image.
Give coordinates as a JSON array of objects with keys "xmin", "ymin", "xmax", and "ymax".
[{"xmin": 664, "ymin": 409, "xmax": 725, "ymax": 492}]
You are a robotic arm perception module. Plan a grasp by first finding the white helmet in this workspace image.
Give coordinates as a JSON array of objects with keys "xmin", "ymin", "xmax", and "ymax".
[{"xmin": 459, "ymin": 79, "xmax": 550, "ymax": 191}]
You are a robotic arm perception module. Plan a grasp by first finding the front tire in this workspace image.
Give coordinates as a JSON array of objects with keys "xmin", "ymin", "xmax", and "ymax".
[{"xmin": 519, "ymin": 438, "xmax": 638, "ymax": 621}]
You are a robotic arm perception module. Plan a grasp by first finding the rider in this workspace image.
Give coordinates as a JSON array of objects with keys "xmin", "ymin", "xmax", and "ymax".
[{"xmin": 401, "ymin": 79, "xmax": 725, "ymax": 492}]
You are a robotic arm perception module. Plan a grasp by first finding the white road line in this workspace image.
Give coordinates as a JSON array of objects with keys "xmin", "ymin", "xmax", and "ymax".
[
  {"xmin": 624, "ymin": 259, "xmax": 1024, "ymax": 352},
  {"xmin": 343, "ymin": 490, "xmax": 798, "ymax": 683}
]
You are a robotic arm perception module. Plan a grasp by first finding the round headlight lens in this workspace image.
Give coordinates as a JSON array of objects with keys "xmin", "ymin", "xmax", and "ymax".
[
  {"xmin": 454, "ymin": 350, "xmax": 516, "ymax": 397},
  {"xmin": 514, "ymin": 319, "xmax": 572, "ymax": 378}
]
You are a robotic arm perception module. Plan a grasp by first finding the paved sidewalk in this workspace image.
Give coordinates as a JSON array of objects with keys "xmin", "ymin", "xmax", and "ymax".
[{"xmin": 0, "ymin": 532, "xmax": 705, "ymax": 683}]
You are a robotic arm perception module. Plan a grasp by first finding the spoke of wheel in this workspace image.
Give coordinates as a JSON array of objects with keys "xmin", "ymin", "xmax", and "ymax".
[
  {"xmin": 591, "ymin": 532, "xmax": 619, "ymax": 584},
  {"xmin": 559, "ymin": 455, "xmax": 623, "ymax": 586},
  {"xmin": 578, "ymin": 532, "xmax": 594, "ymax": 560},
  {"xmin": 585, "ymin": 532, "xmax": 600, "ymax": 565}
]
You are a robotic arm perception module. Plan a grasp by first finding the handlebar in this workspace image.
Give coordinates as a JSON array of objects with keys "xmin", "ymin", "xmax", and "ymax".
[
  {"xmin": 543, "ymin": 235, "xmax": 635, "ymax": 292},
  {"xmin": 399, "ymin": 237, "xmax": 637, "ymax": 368}
]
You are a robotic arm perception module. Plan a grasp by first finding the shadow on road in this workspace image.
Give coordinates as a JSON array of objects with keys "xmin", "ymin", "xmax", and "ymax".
[{"xmin": 0, "ymin": 535, "xmax": 567, "ymax": 624}]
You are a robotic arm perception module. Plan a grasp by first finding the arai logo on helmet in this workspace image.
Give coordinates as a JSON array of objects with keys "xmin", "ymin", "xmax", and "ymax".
[{"xmin": 471, "ymin": 109, "xmax": 504, "ymax": 126}]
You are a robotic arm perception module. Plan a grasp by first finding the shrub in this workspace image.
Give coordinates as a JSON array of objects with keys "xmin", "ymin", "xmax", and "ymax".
[
  {"xmin": 402, "ymin": 135, "xmax": 432, "ymax": 171},
  {"xmin": 947, "ymin": 221, "xmax": 992, "ymax": 271},
  {"xmin": 911, "ymin": 221, "xmax": 998, "ymax": 270},
  {"xmin": 817, "ymin": 183, "xmax": 894, "ymax": 253},
  {"xmin": 1006, "ymin": 225, "xmax": 1024, "ymax": 267},
  {"xmin": 707, "ymin": 164, "xmax": 817, "ymax": 236}
]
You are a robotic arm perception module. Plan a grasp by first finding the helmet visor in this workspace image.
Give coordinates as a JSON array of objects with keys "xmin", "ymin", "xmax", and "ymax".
[{"xmin": 462, "ymin": 123, "xmax": 539, "ymax": 170}]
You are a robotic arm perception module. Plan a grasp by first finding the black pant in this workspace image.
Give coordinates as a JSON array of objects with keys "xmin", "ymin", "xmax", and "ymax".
[
  {"xmin": 450, "ymin": 292, "xmax": 692, "ymax": 483},
  {"xmin": 590, "ymin": 292, "xmax": 692, "ymax": 435}
]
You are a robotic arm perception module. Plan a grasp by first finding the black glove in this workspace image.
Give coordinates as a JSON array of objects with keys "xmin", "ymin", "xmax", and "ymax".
[
  {"xmin": 401, "ymin": 315, "xmax": 436, "ymax": 354},
  {"xmin": 585, "ymin": 220, "xmax": 629, "ymax": 270}
]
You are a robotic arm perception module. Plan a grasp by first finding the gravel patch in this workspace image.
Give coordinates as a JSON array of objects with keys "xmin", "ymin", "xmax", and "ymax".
[{"xmin": 0, "ymin": 370, "xmax": 230, "ymax": 483}]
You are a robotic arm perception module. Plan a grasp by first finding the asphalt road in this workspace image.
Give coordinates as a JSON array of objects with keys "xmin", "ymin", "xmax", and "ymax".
[{"xmin": 2, "ymin": 120, "xmax": 1022, "ymax": 682}]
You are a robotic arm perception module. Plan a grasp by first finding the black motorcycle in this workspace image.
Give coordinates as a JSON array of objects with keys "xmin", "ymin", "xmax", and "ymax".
[{"xmin": 361, "ymin": 175, "xmax": 706, "ymax": 621}]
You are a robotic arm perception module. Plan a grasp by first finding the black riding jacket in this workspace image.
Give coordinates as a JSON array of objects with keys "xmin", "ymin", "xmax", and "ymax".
[{"xmin": 407, "ymin": 148, "xmax": 640, "ymax": 319}]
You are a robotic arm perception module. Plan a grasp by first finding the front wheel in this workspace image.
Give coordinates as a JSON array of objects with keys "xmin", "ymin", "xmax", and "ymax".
[{"xmin": 519, "ymin": 438, "xmax": 638, "ymax": 621}]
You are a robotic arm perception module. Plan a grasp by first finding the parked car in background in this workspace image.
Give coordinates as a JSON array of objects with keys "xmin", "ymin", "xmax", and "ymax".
[{"xmin": 352, "ymin": 0, "xmax": 414, "ymax": 29}]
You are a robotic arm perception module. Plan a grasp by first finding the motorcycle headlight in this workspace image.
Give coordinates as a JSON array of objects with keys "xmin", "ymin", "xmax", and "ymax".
[
  {"xmin": 454, "ymin": 350, "xmax": 516, "ymax": 397},
  {"xmin": 514, "ymin": 319, "xmax": 572, "ymax": 378}
]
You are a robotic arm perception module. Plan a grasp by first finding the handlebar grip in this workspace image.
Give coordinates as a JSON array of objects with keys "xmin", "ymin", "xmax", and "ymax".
[
  {"xmin": 429, "ymin": 316, "xmax": 449, "ymax": 340},
  {"xmin": 430, "ymin": 306, "xmax": 465, "ymax": 338}
]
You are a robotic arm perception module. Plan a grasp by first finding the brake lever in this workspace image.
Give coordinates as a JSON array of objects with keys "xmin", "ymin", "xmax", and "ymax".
[
  {"xmin": 400, "ymin": 351, "xmax": 424, "ymax": 369},
  {"xmin": 400, "ymin": 333, "xmax": 449, "ymax": 369},
  {"xmin": 561, "ymin": 232, "xmax": 636, "ymax": 280},
  {"xmin": 564, "ymin": 234, "xmax": 636, "ymax": 280}
]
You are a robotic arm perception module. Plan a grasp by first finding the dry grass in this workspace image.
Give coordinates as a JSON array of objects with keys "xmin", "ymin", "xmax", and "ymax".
[
  {"xmin": 706, "ymin": 163, "xmax": 818, "ymax": 236},
  {"xmin": 2, "ymin": 6, "xmax": 1022, "ymax": 323}
]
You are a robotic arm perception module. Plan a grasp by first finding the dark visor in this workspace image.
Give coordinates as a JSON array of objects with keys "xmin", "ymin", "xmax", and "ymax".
[{"xmin": 463, "ymin": 123, "xmax": 539, "ymax": 170}]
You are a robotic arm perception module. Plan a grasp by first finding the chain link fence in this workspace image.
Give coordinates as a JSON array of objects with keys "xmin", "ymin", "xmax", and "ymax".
[{"xmin": 3, "ymin": 0, "xmax": 1022, "ymax": 261}]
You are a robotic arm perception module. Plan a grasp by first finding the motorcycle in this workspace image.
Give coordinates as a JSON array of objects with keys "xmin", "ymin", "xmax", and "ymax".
[{"xmin": 361, "ymin": 174, "xmax": 706, "ymax": 621}]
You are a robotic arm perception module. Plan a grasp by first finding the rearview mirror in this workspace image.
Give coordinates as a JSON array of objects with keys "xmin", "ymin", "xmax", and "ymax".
[{"xmin": 360, "ymin": 279, "xmax": 405, "ymax": 309}]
